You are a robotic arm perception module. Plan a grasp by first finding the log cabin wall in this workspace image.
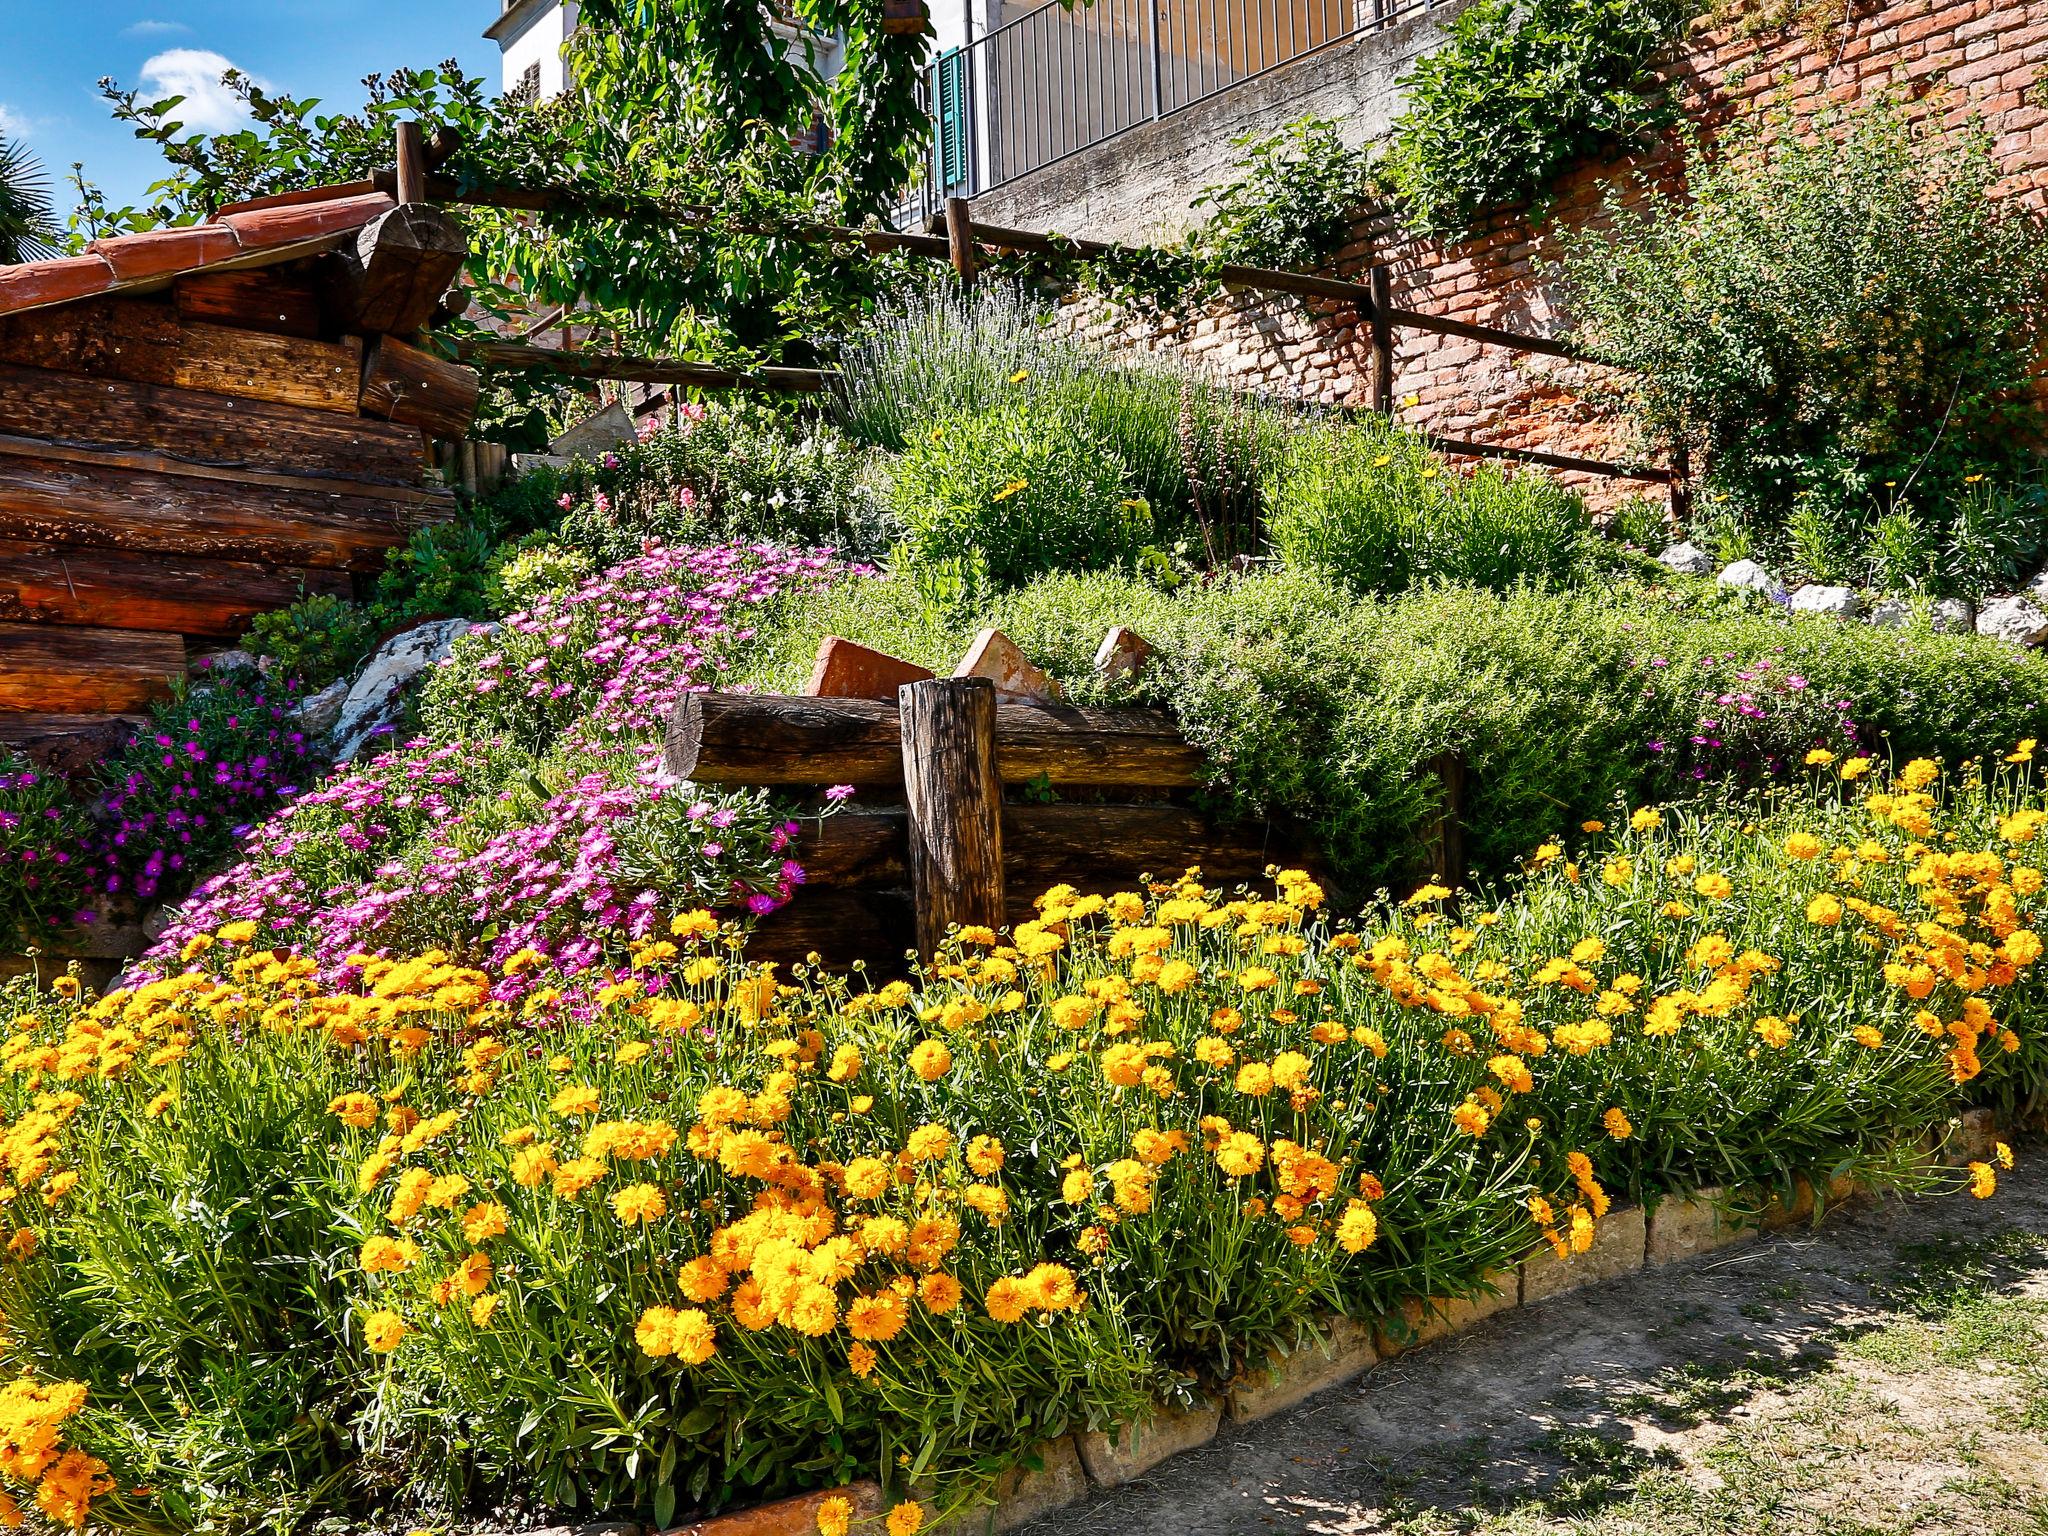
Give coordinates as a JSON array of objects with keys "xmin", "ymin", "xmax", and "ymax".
[{"xmin": 0, "ymin": 186, "xmax": 480, "ymax": 765}]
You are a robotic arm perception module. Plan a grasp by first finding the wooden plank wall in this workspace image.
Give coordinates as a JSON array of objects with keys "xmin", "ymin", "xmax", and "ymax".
[{"xmin": 0, "ymin": 256, "xmax": 469, "ymax": 736}]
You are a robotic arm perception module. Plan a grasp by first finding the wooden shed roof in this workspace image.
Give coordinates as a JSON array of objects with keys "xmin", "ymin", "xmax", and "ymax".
[{"xmin": 0, "ymin": 184, "xmax": 397, "ymax": 321}]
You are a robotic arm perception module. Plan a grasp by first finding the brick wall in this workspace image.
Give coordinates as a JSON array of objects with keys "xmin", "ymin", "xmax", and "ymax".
[{"xmin": 1037, "ymin": 0, "xmax": 2048, "ymax": 508}]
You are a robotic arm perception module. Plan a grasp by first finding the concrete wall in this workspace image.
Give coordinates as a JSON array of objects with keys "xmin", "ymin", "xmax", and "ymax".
[{"xmin": 966, "ymin": 0, "xmax": 1479, "ymax": 244}]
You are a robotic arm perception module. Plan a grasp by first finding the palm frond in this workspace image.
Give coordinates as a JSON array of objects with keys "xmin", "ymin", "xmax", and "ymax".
[{"xmin": 0, "ymin": 137, "xmax": 60, "ymax": 264}]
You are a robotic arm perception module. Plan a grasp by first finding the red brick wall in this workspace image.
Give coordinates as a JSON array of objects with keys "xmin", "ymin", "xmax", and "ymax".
[{"xmin": 1062, "ymin": 0, "xmax": 2048, "ymax": 508}]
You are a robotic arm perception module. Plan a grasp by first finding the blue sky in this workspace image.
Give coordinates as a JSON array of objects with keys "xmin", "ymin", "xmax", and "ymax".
[{"xmin": 0, "ymin": 3, "xmax": 500, "ymax": 224}]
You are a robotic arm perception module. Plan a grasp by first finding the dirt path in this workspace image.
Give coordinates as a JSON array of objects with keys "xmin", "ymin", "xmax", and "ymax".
[{"xmin": 1028, "ymin": 1157, "xmax": 2048, "ymax": 1536}]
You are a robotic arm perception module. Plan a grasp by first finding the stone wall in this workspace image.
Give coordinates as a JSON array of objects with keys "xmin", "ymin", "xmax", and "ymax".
[{"xmin": 980, "ymin": 0, "xmax": 2048, "ymax": 507}]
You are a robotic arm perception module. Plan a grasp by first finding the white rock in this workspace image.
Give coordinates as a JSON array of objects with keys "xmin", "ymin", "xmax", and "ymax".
[
  {"xmin": 290, "ymin": 677, "xmax": 351, "ymax": 741},
  {"xmin": 1789, "ymin": 584, "xmax": 1862, "ymax": 617},
  {"xmin": 1658, "ymin": 541, "xmax": 1714, "ymax": 576},
  {"xmin": 191, "ymin": 649, "xmax": 258, "ymax": 679},
  {"xmin": 331, "ymin": 618, "xmax": 474, "ymax": 763},
  {"xmin": 1717, "ymin": 559, "xmax": 1786, "ymax": 601},
  {"xmin": 1976, "ymin": 596, "xmax": 2048, "ymax": 647},
  {"xmin": 2027, "ymin": 570, "xmax": 2048, "ymax": 604},
  {"xmin": 1932, "ymin": 597, "xmax": 1976, "ymax": 634},
  {"xmin": 1868, "ymin": 597, "xmax": 1912, "ymax": 629}
]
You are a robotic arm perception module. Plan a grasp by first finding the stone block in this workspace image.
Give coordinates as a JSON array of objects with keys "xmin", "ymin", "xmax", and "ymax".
[
  {"xmin": 805, "ymin": 636, "xmax": 935, "ymax": 701},
  {"xmin": 1077, "ymin": 1398, "xmax": 1221, "ymax": 1486},
  {"xmin": 928, "ymin": 1438, "xmax": 1088, "ymax": 1535},
  {"xmin": 1092, "ymin": 625, "xmax": 1153, "ymax": 684},
  {"xmin": 1757, "ymin": 1175, "xmax": 1817, "ymax": 1231},
  {"xmin": 1789, "ymin": 583, "xmax": 1862, "ymax": 617},
  {"xmin": 1227, "ymin": 1313, "xmax": 1377, "ymax": 1424},
  {"xmin": 1949, "ymin": 1107, "xmax": 1999, "ymax": 1164},
  {"xmin": 1717, "ymin": 559, "xmax": 1787, "ymax": 602},
  {"xmin": 1519, "ymin": 1203, "xmax": 1647, "ymax": 1304},
  {"xmin": 1372, "ymin": 1277, "xmax": 1516, "ymax": 1356},
  {"xmin": 954, "ymin": 628, "xmax": 1061, "ymax": 703},
  {"xmin": 1646, "ymin": 1188, "xmax": 1748, "ymax": 1265}
]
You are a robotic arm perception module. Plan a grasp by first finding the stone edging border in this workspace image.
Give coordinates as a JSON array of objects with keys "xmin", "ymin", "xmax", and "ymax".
[{"xmin": 604, "ymin": 1110, "xmax": 2011, "ymax": 1536}]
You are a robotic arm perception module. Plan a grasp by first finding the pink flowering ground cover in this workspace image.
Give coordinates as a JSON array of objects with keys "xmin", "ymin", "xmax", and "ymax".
[{"xmin": 140, "ymin": 543, "xmax": 869, "ymax": 992}]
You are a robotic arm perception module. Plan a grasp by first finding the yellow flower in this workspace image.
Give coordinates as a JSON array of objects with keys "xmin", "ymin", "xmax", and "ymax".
[
  {"xmin": 1629, "ymin": 808, "xmax": 1662, "ymax": 833},
  {"xmin": 1839, "ymin": 758, "xmax": 1872, "ymax": 781},
  {"xmin": 1336, "ymin": 1200, "xmax": 1378, "ymax": 1254},
  {"xmin": 549, "ymin": 1084, "xmax": 600, "ymax": 1118},
  {"xmin": 1805, "ymin": 748, "xmax": 1834, "ymax": 766},
  {"xmin": 1852, "ymin": 1025, "xmax": 1884, "ymax": 1049},
  {"xmin": 2005, "ymin": 739, "xmax": 2036, "ymax": 764},
  {"xmin": 1602, "ymin": 1107, "xmax": 1633, "ymax": 1141},
  {"xmin": 363, "ymin": 1309, "xmax": 409, "ymax": 1353},
  {"xmin": 919, "ymin": 1272, "xmax": 963, "ymax": 1313},
  {"xmin": 327, "ymin": 1092, "xmax": 380, "ymax": 1129},
  {"xmin": 611, "ymin": 1183, "xmax": 667, "ymax": 1224},
  {"xmin": 1806, "ymin": 894, "xmax": 1843, "ymax": 927},
  {"xmin": 361, "ymin": 1236, "xmax": 421, "ymax": 1274},
  {"xmin": 886, "ymin": 1502, "xmax": 924, "ymax": 1536},
  {"xmin": 817, "ymin": 1495, "xmax": 853, "ymax": 1536},
  {"xmin": 217, "ymin": 921, "xmax": 258, "ymax": 945},
  {"xmin": 990, "ymin": 478, "xmax": 1029, "ymax": 503},
  {"xmin": 1968, "ymin": 1161, "xmax": 1996, "ymax": 1199},
  {"xmin": 908, "ymin": 1040, "xmax": 953, "ymax": 1081}
]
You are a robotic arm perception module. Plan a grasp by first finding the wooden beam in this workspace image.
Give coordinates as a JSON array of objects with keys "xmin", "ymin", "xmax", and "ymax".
[
  {"xmin": 0, "ymin": 539, "xmax": 348, "ymax": 637},
  {"xmin": 359, "ymin": 335, "xmax": 482, "ymax": 440},
  {"xmin": 665, "ymin": 692, "xmax": 1203, "ymax": 789},
  {"xmin": 0, "ymin": 362, "xmax": 428, "ymax": 484},
  {"xmin": 0, "ymin": 713, "xmax": 146, "ymax": 776},
  {"xmin": 455, "ymin": 337, "xmax": 836, "ymax": 394},
  {"xmin": 1419, "ymin": 433, "xmax": 1674, "ymax": 484},
  {"xmin": 0, "ymin": 623, "xmax": 183, "ymax": 713},
  {"xmin": 1370, "ymin": 266, "xmax": 1395, "ymax": 415},
  {"xmin": 744, "ymin": 889, "xmax": 916, "ymax": 974},
  {"xmin": 898, "ymin": 677, "xmax": 1004, "ymax": 959},
  {"xmin": 395, "ymin": 122, "xmax": 429, "ymax": 207},
  {"xmin": 794, "ymin": 803, "xmax": 1300, "ymax": 891},
  {"xmin": 328, "ymin": 205, "xmax": 468, "ymax": 337},
  {"xmin": 945, "ymin": 197, "xmax": 978, "ymax": 288},
  {"xmin": 173, "ymin": 268, "xmax": 327, "ymax": 339},
  {"xmin": 0, "ymin": 437, "xmax": 450, "ymax": 572},
  {"xmin": 0, "ymin": 299, "xmax": 364, "ymax": 414}
]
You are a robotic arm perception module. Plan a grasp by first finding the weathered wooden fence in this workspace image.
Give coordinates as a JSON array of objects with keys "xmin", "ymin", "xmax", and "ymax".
[{"xmin": 666, "ymin": 678, "xmax": 1313, "ymax": 967}]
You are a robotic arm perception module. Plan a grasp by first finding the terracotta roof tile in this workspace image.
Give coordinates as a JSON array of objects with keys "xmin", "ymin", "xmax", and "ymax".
[
  {"xmin": 219, "ymin": 191, "xmax": 396, "ymax": 248},
  {"xmin": 90, "ymin": 225, "xmax": 243, "ymax": 283},
  {"xmin": 0, "ymin": 255, "xmax": 117, "ymax": 317},
  {"xmin": 0, "ymin": 188, "xmax": 400, "ymax": 321}
]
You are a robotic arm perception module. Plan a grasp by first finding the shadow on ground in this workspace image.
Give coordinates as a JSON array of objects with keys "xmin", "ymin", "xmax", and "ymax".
[{"xmin": 1029, "ymin": 1155, "xmax": 2048, "ymax": 1536}]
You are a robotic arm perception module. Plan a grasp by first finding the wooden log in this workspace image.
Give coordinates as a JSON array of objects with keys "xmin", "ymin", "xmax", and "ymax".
[
  {"xmin": 665, "ymin": 692, "xmax": 1204, "ymax": 789},
  {"xmin": 454, "ymin": 337, "xmax": 836, "ymax": 394},
  {"xmin": 0, "ymin": 362, "xmax": 427, "ymax": 484},
  {"xmin": 327, "ymin": 205, "xmax": 469, "ymax": 337},
  {"xmin": 899, "ymin": 677, "xmax": 1005, "ymax": 958},
  {"xmin": 0, "ymin": 712, "xmax": 145, "ymax": 775},
  {"xmin": 0, "ymin": 539, "xmax": 348, "ymax": 637},
  {"xmin": 395, "ymin": 122, "xmax": 429, "ymax": 207},
  {"xmin": 1370, "ymin": 266, "xmax": 1395, "ymax": 416},
  {"xmin": 0, "ymin": 623, "xmax": 182, "ymax": 713},
  {"xmin": 174, "ymin": 268, "xmax": 327, "ymax": 339},
  {"xmin": 793, "ymin": 803, "xmax": 1294, "ymax": 891},
  {"xmin": 945, "ymin": 196, "xmax": 978, "ymax": 288},
  {"xmin": 0, "ymin": 437, "xmax": 452, "ymax": 572},
  {"xmin": 359, "ymin": 334, "xmax": 482, "ymax": 440},
  {"xmin": 0, "ymin": 299, "xmax": 364, "ymax": 413}
]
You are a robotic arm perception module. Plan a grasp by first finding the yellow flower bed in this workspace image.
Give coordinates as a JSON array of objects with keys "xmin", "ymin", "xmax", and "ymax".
[{"xmin": 0, "ymin": 755, "xmax": 2037, "ymax": 1531}]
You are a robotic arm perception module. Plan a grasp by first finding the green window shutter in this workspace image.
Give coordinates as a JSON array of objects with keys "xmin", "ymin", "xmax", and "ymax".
[{"xmin": 936, "ymin": 48, "xmax": 968, "ymax": 191}]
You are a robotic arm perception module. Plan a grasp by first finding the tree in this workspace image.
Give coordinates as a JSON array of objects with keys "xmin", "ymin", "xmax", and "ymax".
[{"xmin": 0, "ymin": 137, "xmax": 58, "ymax": 263}]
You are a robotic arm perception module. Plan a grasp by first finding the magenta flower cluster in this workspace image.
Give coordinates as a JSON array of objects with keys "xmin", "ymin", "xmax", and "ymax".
[{"xmin": 140, "ymin": 543, "xmax": 868, "ymax": 993}]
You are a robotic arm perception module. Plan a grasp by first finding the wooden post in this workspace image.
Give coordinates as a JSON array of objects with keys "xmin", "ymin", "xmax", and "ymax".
[
  {"xmin": 1424, "ymin": 751, "xmax": 1466, "ymax": 893},
  {"xmin": 1670, "ymin": 435, "xmax": 1694, "ymax": 526},
  {"xmin": 945, "ymin": 196, "xmax": 978, "ymax": 288},
  {"xmin": 899, "ymin": 677, "xmax": 1005, "ymax": 960},
  {"xmin": 1369, "ymin": 265, "xmax": 1395, "ymax": 416},
  {"xmin": 395, "ymin": 122, "xmax": 428, "ymax": 207}
]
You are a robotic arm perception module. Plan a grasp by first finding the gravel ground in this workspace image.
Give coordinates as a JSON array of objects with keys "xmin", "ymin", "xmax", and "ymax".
[{"xmin": 1025, "ymin": 1154, "xmax": 2048, "ymax": 1536}]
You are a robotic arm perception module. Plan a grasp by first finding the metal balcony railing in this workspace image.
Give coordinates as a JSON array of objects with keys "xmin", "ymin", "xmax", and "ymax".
[{"xmin": 891, "ymin": 0, "xmax": 1442, "ymax": 228}]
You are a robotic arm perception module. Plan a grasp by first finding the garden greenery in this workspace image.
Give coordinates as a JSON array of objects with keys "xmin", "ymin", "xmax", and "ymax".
[
  {"xmin": 1383, "ymin": 0, "xmax": 1696, "ymax": 233},
  {"xmin": 0, "ymin": 754, "xmax": 2035, "ymax": 1530},
  {"xmin": 1559, "ymin": 102, "xmax": 2048, "ymax": 597}
]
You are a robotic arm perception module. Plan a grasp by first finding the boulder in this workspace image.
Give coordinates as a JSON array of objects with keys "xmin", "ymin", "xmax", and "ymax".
[
  {"xmin": 1976, "ymin": 596, "xmax": 2048, "ymax": 647},
  {"xmin": 1932, "ymin": 597, "xmax": 1976, "ymax": 634},
  {"xmin": 1789, "ymin": 584, "xmax": 1862, "ymax": 618},
  {"xmin": 190, "ymin": 648, "xmax": 259, "ymax": 680},
  {"xmin": 291, "ymin": 677, "xmax": 351, "ymax": 742},
  {"xmin": 1658, "ymin": 541, "xmax": 1713, "ymax": 576},
  {"xmin": 1716, "ymin": 560, "xmax": 1786, "ymax": 601},
  {"xmin": 1867, "ymin": 597, "xmax": 1912, "ymax": 629},
  {"xmin": 331, "ymin": 618, "xmax": 475, "ymax": 763}
]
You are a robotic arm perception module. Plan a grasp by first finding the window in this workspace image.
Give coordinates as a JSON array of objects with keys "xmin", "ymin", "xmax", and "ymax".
[
  {"xmin": 519, "ymin": 61, "xmax": 542, "ymax": 99},
  {"xmin": 935, "ymin": 48, "xmax": 969, "ymax": 192}
]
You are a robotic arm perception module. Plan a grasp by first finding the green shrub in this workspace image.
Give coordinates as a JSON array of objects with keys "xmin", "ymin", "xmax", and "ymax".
[
  {"xmin": 1383, "ymin": 0, "xmax": 1693, "ymax": 233},
  {"xmin": 0, "ymin": 753, "xmax": 90, "ymax": 950},
  {"xmin": 552, "ymin": 401, "xmax": 891, "ymax": 563},
  {"xmin": 1188, "ymin": 117, "xmax": 1375, "ymax": 271},
  {"xmin": 243, "ymin": 594, "xmax": 380, "ymax": 692},
  {"xmin": 735, "ymin": 568, "xmax": 2048, "ymax": 898},
  {"xmin": 838, "ymin": 285, "xmax": 1290, "ymax": 556},
  {"xmin": 1558, "ymin": 101, "xmax": 2048, "ymax": 596},
  {"xmin": 888, "ymin": 403, "xmax": 1152, "ymax": 594},
  {"xmin": 1266, "ymin": 416, "xmax": 1599, "ymax": 593}
]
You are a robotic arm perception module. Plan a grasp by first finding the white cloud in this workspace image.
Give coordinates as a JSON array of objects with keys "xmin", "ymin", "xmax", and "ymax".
[
  {"xmin": 0, "ymin": 104, "xmax": 28, "ymax": 140},
  {"xmin": 138, "ymin": 48, "xmax": 267, "ymax": 134},
  {"xmin": 122, "ymin": 19, "xmax": 192, "ymax": 37}
]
